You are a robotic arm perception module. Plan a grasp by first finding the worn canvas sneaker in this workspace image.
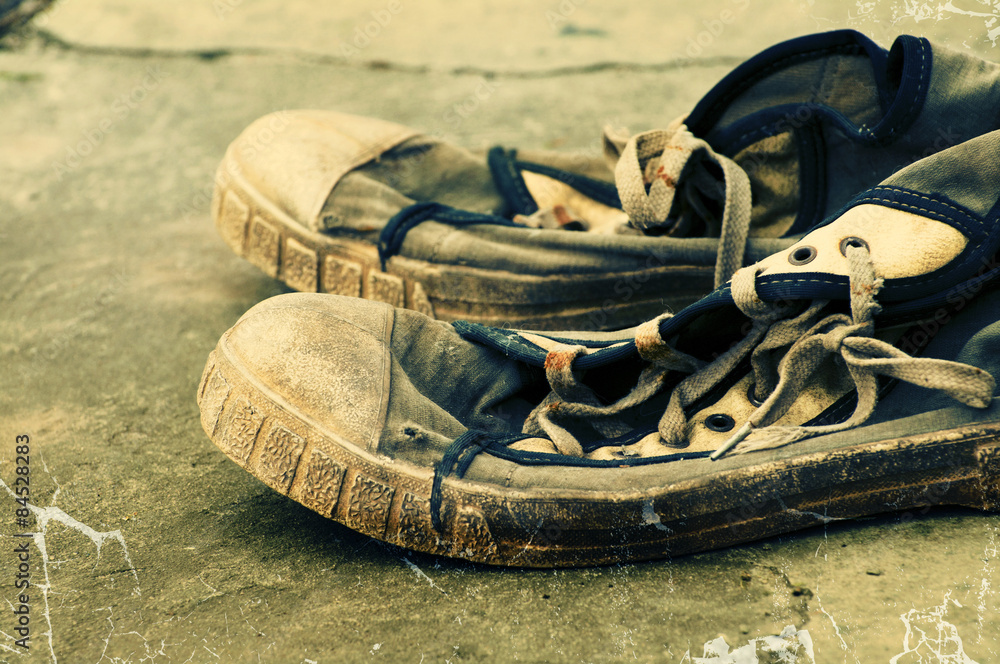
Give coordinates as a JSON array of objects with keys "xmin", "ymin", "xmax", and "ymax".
[
  {"xmin": 200, "ymin": 130, "xmax": 1000, "ymax": 567},
  {"xmin": 213, "ymin": 29, "xmax": 1000, "ymax": 330}
]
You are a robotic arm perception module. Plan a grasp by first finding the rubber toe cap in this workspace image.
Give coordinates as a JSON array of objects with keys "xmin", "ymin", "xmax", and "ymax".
[
  {"xmin": 223, "ymin": 292, "xmax": 395, "ymax": 453},
  {"xmin": 224, "ymin": 110, "xmax": 418, "ymax": 229}
]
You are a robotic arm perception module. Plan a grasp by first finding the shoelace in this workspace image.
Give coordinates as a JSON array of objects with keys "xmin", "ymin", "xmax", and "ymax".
[
  {"xmin": 428, "ymin": 429, "xmax": 712, "ymax": 534},
  {"xmin": 378, "ymin": 202, "xmax": 519, "ymax": 270},
  {"xmin": 523, "ymin": 244, "xmax": 996, "ymax": 460},
  {"xmin": 520, "ymin": 315, "xmax": 705, "ymax": 455},
  {"xmin": 712, "ymin": 245, "xmax": 996, "ymax": 457},
  {"xmin": 378, "ymin": 123, "xmax": 751, "ymax": 280},
  {"xmin": 427, "ymin": 246, "xmax": 996, "ymax": 533},
  {"xmin": 612, "ymin": 120, "xmax": 753, "ymax": 287}
]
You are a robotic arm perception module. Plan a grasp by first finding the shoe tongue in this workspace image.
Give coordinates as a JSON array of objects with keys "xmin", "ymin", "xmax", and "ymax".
[{"xmin": 518, "ymin": 176, "xmax": 630, "ymax": 233}]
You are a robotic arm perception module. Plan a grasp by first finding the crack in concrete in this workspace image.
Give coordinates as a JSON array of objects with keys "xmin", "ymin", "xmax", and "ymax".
[
  {"xmin": 680, "ymin": 625, "xmax": 815, "ymax": 663},
  {"xmin": 403, "ymin": 557, "xmax": 449, "ymax": 596},
  {"xmin": 1, "ymin": 465, "xmax": 141, "ymax": 663},
  {"xmin": 814, "ymin": 590, "xmax": 860, "ymax": 664},
  {"xmin": 975, "ymin": 524, "xmax": 997, "ymax": 644},
  {"xmin": 0, "ymin": 629, "xmax": 28, "ymax": 657},
  {"xmin": 237, "ymin": 596, "xmax": 274, "ymax": 652},
  {"xmin": 26, "ymin": 27, "xmax": 744, "ymax": 78},
  {"xmin": 889, "ymin": 591, "xmax": 980, "ymax": 664},
  {"xmin": 94, "ymin": 606, "xmax": 173, "ymax": 664}
]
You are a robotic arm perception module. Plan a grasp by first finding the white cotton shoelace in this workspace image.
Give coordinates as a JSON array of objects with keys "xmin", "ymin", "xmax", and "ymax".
[
  {"xmin": 711, "ymin": 245, "xmax": 995, "ymax": 458},
  {"xmin": 523, "ymin": 245, "xmax": 996, "ymax": 459},
  {"xmin": 610, "ymin": 120, "xmax": 753, "ymax": 287}
]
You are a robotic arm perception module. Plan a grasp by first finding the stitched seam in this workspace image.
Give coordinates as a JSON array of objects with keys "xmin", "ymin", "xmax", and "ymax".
[
  {"xmin": 825, "ymin": 186, "xmax": 988, "ymax": 290},
  {"xmin": 852, "ymin": 187, "xmax": 985, "ymax": 237},
  {"xmin": 503, "ymin": 465, "xmax": 515, "ymax": 488},
  {"xmin": 867, "ymin": 186, "xmax": 980, "ymax": 224},
  {"xmin": 844, "ymin": 188, "xmax": 987, "ymax": 289},
  {"xmin": 902, "ymin": 39, "xmax": 927, "ymax": 135},
  {"xmin": 853, "ymin": 197, "xmax": 977, "ymax": 237},
  {"xmin": 871, "ymin": 38, "xmax": 927, "ymax": 140},
  {"xmin": 868, "ymin": 187, "xmax": 966, "ymax": 211},
  {"xmin": 887, "ymin": 250, "xmax": 984, "ymax": 290},
  {"xmin": 761, "ymin": 276, "xmax": 846, "ymax": 286},
  {"xmin": 815, "ymin": 51, "xmax": 833, "ymax": 106},
  {"xmin": 424, "ymin": 224, "xmax": 452, "ymax": 264}
]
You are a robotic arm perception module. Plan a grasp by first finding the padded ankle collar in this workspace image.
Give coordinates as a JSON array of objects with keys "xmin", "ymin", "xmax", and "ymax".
[{"xmin": 684, "ymin": 30, "xmax": 933, "ymax": 236}]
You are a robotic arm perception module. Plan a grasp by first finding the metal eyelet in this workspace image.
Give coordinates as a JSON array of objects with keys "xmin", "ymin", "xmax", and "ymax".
[
  {"xmin": 705, "ymin": 413, "xmax": 736, "ymax": 433},
  {"xmin": 788, "ymin": 245, "xmax": 817, "ymax": 266},
  {"xmin": 839, "ymin": 236, "xmax": 869, "ymax": 256},
  {"xmin": 747, "ymin": 383, "xmax": 766, "ymax": 408}
]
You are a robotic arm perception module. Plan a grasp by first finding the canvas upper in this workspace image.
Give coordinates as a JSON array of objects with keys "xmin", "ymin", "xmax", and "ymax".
[
  {"xmin": 214, "ymin": 30, "xmax": 1000, "ymax": 329},
  {"xmin": 202, "ymin": 129, "xmax": 1000, "ymax": 566}
]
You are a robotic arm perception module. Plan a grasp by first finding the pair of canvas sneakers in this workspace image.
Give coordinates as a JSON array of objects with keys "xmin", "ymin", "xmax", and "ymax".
[{"xmin": 198, "ymin": 30, "xmax": 1000, "ymax": 567}]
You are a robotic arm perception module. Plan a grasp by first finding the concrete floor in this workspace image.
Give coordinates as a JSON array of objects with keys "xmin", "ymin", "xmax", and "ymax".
[{"xmin": 1, "ymin": 1, "xmax": 999, "ymax": 661}]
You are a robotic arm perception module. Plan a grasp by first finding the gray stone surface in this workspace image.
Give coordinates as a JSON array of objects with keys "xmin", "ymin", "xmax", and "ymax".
[{"xmin": 1, "ymin": 0, "xmax": 999, "ymax": 661}]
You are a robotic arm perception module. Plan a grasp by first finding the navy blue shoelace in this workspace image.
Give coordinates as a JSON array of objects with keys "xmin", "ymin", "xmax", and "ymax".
[
  {"xmin": 378, "ymin": 202, "xmax": 519, "ymax": 270},
  {"xmin": 377, "ymin": 148, "xmax": 622, "ymax": 271},
  {"xmin": 429, "ymin": 429, "xmax": 712, "ymax": 532},
  {"xmin": 486, "ymin": 146, "xmax": 621, "ymax": 215}
]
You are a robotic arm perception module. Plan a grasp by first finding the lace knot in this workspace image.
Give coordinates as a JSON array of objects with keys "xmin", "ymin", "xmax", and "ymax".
[{"xmin": 613, "ymin": 119, "xmax": 753, "ymax": 287}]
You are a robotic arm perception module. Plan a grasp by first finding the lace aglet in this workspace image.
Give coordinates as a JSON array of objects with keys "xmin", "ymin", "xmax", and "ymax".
[{"xmin": 711, "ymin": 422, "xmax": 752, "ymax": 460}]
